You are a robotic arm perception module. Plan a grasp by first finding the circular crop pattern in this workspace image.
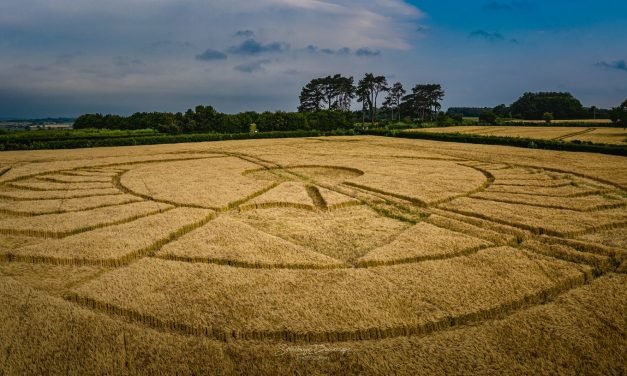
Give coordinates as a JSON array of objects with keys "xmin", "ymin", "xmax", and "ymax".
[{"xmin": 0, "ymin": 147, "xmax": 625, "ymax": 346}]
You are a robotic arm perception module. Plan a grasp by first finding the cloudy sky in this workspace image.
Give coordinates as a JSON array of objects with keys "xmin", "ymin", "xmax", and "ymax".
[{"xmin": 1, "ymin": 0, "xmax": 626, "ymax": 117}]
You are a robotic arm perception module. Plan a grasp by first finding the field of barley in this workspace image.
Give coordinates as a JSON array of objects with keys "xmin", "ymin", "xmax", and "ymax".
[
  {"xmin": 412, "ymin": 125, "xmax": 627, "ymax": 145},
  {"xmin": 0, "ymin": 136, "xmax": 625, "ymax": 375}
]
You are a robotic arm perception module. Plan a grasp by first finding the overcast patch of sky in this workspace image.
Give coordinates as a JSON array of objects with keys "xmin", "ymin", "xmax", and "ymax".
[{"xmin": 0, "ymin": 0, "xmax": 625, "ymax": 117}]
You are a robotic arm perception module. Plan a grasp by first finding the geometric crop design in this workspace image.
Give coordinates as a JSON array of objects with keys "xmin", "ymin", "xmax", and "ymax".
[{"xmin": 0, "ymin": 141, "xmax": 625, "ymax": 347}]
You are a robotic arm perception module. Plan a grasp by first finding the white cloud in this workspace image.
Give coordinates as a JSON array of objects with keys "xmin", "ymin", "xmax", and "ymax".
[{"xmin": 0, "ymin": 0, "xmax": 427, "ymax": 115}]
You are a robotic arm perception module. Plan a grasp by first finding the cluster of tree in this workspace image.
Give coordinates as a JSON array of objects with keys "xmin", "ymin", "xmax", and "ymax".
[
  {"xmin": 297, "ymin": 74, "xmax": 355, "ymax": 112},
  {"xmin": 74, "ymin": 107, "xmax": 353, "ymax": 134},
  {"xmin": 610, "ymin": 99, "xmax": 627, "ymax": 127},
  {"xmin": 299, "ymin": 73, "xmax": 445, "ymax": 124},
  {"xmin": 399, "ymin": 84, "xmax": 445, "ymax": 122},
  {"xmin": 453, "ymin": 93, "xmax": 617, "ymax": 123},
  {"xmin": 509, "ymin": 92, "xmax": 586, "ymax": 120},
  {"xmin": 474, "ymin": 93, "xmax": 588, "ymax": 121}
]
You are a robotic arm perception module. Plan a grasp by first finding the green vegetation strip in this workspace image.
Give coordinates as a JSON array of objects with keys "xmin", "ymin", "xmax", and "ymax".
[
  {"xmin": 0, "ymin": 130, "xmax": 341, "ymax": 151},
  {"xmin": 2, "ymin": 127, "xmax": 626, "ymax": 156}
]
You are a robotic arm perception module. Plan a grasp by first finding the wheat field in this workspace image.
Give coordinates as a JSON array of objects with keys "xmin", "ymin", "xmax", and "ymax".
[
  {"xmin": 412, "ymin": 126, "xmax": 627, "ymax": 145},
  {"xmin": 0, "ymin": 136, "xmax": 625, "ymax": 375}
]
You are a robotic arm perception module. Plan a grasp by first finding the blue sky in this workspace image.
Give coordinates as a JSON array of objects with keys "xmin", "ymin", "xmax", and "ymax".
[{"xmin": 0, "ymin": 0, "xmax": 626, "ymax": 117}]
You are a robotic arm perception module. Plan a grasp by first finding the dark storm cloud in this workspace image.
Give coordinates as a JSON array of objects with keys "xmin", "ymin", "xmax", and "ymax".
[
  {"xmin": 195, "ymin": 49, "xmax": 228, "ymax": 61},
  {"xmin": 595, "ymin": 60, "xmax": 627, "ymax": 72},
  {"xmin": 228, "ymin": 39, "xmax": 289, "ymax": 55}
]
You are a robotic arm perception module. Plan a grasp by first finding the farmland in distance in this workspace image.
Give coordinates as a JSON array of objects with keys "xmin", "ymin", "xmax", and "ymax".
[{"xmin": 410, "ymin": 125, "xmax": 627, "ymax": 145}]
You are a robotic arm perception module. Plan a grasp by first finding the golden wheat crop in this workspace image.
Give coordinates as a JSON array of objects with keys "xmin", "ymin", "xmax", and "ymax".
[
  {"xmin": 0, "ymin": 194, "xmax": 143, "ymax": 215},
  {"xmin": 243, "ymin": 181, "xmax": 315, "ymax": 210},
  {"xmin": 472, "ymin": 191, "xmax": 625, "ymax": 211},
  {"xmin": 0, "ymin": 187, "xmax": 122, "ymax": 200},
  {"xmin": 58, "ymin": 170, "xmax": 122, "ymax": 177},
  {"xmin": 343, "ymin": 159, "xmax": 487, "ymax": 204},
  {"xmin": 356, "ymin": 222, "xmax": 492, "ymax": 266},
  {"xmin": 0, "ymin": 152, "xmax": 222, "ymax": 182},
  {"xmin": 69, "ymin": 247, "xmax": 589, "ymax": 340},
  {"xmin": 575, "ymin": 227, "xmax": 627, "ymax": 249},
  {"xmin": 0, "ymin": 201, "xmax": 172, "ymax": 237},
  {"xmin": 0, "ymin": 234, "xmax": 45, "ymax": 254},
  {"xmin": 120, "ymin": 157, "xmax": 274, "ymax": 209},
  {"xmin": 412, "ymin": 126, "xmax": 627, "ymax": 145},
  {"xmin": 0, "ymin": 263, "xmax": 108, "ymax": 296},
  {"xmin": 8, "ymin": 207, "xmax": 212, "ymax": 265},
  {"xmin": 0, "ymin": 136, "xmax": 624, "ymax": 374},
  {"xmin": 234, "ymin": 206, "xmax": 411, "ymax": 263},
  {"xmin": 2, "ymin": 271, "xmax": 624, "ymax": 375},
  {"xmin": 157, "ymin": 216, "xmax": 345, "ymax": 268},
  {"xmin": 441, "ymin": 197, "xmax": 627, "ymax": 236},
  {"xmin": 317, "ymin": 186, "xmax": 360, "ymax": 209},
  {"xmin": 484, "ymin": 183, "xmax": 604, "ymax": 197},
  {"xmin": 491, "ymin": 178, "xmax": 572, "ymax": 186},
  {"xmin": 562, "ymin": 127, "xmax": 627, "ymax": 144},
  {"xmin": 37, "ymin": 173, "xmax": 114, "ymax": 183},
  {"xmin": 9, "ymin": 179, "xmax": 113, "ymax": 191}
]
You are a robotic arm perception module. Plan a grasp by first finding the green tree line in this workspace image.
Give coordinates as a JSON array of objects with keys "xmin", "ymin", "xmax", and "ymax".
[
  {"xmin": 74, "ymin": 107, "xmax": 353, "ymax": 134},
  {"xmin": 448, "ymin": 93, "xmax": 623, "ymax": 122}
]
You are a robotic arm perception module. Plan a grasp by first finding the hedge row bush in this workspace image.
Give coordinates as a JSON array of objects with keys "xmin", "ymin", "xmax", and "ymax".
[{"xmin": 0, "ymin": 130, "xmax": 358, "ymax": 151}]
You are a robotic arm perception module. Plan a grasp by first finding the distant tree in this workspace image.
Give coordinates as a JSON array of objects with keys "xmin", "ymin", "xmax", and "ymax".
[
  {"xmin": 449, "ymin": 113, "xmax": 463, "ymax": 123},
  {"xmin": 249, "ymin": 123, "xmax": 257, "ymax": 133},
  {"xmin": 357, "ymin": 73, "xmax": 389, "ymax": 124},
  {"xmin": 401, "ymin": 84, "xmax": 445, "ymax": 121},
  {"xmin": 356, "ymin": 83, "xmax": 369, "ymax": 124},
  {"xmin": 155, "ymin": 113, "xmax": 180, "ymax": 134},
  {"xmin": 510, "ymin": 92, "xmax": 585, "ymax": 120},
  {"xmin": 333, "ymin": 75, "xmax": 356, "ymax": 111},
  {"xmin": 493, "ymin": 104, "xmax": 510, "ymax": 118},
  {"xmin": 298, "ymin": 75, "xmax": 355, "ymax": 112},
  {"xmin": 298, "ymin": 79, "xmax": 325, "ymax": 112},
  {"xmin": 590, "ymin": 106, "xmax": 598, "ymax": 120},
  {"xmin": 73, "ymin": 113, "xmax": 105, "ymax": 129},
  {"xmin": 610, "ymin": 99, "xmax": 627, "ymax": 128},
  {"xmin": 383, "ymin": 82, "xmax": 406, "ymax": 122},
  {"xmin": 191, "ymin": 105, "xmax": 220, "ymax": 132},
  {"xmin": 543, "ymin": 112, "xmax": 554, "ymax": 124},
  {"xmin": 585, "ymin": 106, "xmax": 612, "ymax": 120},
  {"xmin": 479, "ymin": 111, "xmax": 498, "ymax": 125}
]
